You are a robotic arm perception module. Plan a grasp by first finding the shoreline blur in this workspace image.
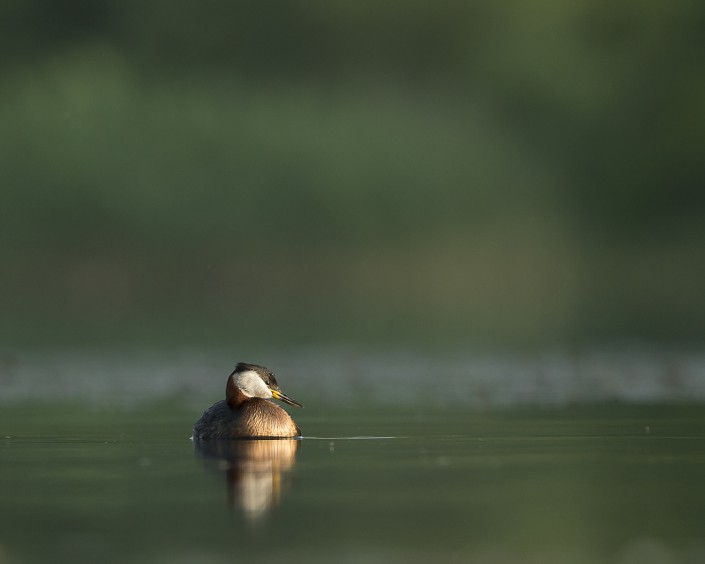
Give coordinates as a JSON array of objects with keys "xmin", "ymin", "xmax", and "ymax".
[{"xmin": 1, "ymin": 346, "xmax": 703, "ymax": 407}]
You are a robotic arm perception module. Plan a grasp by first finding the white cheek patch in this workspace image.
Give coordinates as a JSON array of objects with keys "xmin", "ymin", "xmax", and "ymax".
[{"xmin": 235, "ymin": 370, "xmax": 273, "ymax": 399}]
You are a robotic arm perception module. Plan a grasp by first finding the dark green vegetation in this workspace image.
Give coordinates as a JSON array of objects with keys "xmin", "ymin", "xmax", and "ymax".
[
  {"xmin": 1, "ymin": 402, "xmax": 705, "ymax": 563},
  {"xmin": 2, "ymin": 2, "xmax": 705, "ymax": 348}
]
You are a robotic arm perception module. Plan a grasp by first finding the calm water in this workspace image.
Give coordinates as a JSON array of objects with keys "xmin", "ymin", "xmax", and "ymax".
[{"xmin": 1, "ymin": 402, "xmax": 705, "ymax": 564}]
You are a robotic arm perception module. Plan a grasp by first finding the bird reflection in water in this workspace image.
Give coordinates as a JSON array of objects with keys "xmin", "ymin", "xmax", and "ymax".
[{"xmin": 194, "ymin": 438, "xmax": 300, "ymax": 521}]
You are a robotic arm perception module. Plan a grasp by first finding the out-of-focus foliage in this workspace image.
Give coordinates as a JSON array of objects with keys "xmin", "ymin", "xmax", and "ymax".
[{"xmin": 1, "ymin": 1, "xmax": 704, "ymax": 347}]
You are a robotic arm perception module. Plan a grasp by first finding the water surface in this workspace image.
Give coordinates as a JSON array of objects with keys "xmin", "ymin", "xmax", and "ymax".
[{"xmin": 1, "ymin": 403, "xmax": 704, "ymax": 563}]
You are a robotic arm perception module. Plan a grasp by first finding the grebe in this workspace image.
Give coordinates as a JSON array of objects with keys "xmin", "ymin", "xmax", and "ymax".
[{"xmin": 192, "ymin": 362, "xmax": 303, "ymax": 439}]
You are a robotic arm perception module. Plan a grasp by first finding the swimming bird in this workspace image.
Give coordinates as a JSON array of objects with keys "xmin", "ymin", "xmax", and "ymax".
[{"xmin": 192, "ymin": 362, "xmax": 303, "ymax": 439}]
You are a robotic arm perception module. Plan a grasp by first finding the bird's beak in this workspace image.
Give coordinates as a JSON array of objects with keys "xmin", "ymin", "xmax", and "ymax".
[{"xmin": 271, "ymin": 389, "xmax": 303, "ymax": 408}]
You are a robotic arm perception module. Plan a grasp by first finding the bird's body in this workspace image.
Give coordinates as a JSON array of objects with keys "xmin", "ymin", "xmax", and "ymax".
[
  {"xmin": 193, "ymin": 398, "xmax": 300, "ymax": 439},
  {"xmin": 192, "ymin": 362, "xmax": 302, "ymax": 440}
]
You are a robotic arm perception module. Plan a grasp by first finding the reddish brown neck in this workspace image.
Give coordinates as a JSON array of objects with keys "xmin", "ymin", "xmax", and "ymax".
[{"xmin": 226, "ymin": 376, "xmax": 249, "ymax": 409}]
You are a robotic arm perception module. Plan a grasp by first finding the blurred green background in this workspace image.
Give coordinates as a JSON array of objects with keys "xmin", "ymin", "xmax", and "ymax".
[{"xmin": 2, "ymin": 1, "xmax": 704, "ymax": 349}]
